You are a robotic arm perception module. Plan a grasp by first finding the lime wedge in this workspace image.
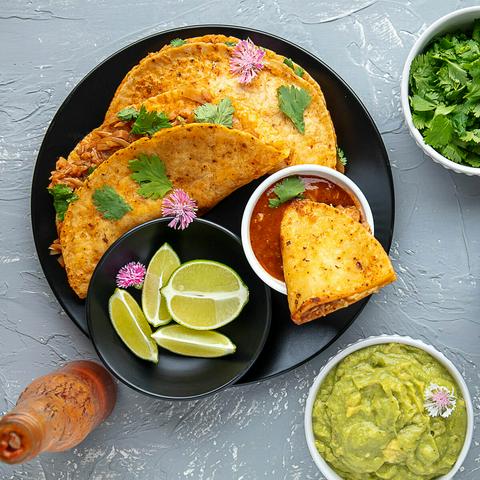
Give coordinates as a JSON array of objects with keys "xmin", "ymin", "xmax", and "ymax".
[
  {"xmin": 142, "ymin": 243, "xmax": 181, "ymax": 327},
  {"xmin": 151, "ymin": 324, "xmax": 236, "ymax": 358},
  {"xmin": 109, "ymin": 288, "xmax": 158, "ymax": 363},
  {"xmin": 161, "ymin": 260, "xmax": 249, "ymax": 330}
]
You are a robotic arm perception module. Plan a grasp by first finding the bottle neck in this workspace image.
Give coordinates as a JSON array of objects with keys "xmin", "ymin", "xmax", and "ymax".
[{"xmin": 0, "ymin": 410, "xmax": 46, "ymax": 464}]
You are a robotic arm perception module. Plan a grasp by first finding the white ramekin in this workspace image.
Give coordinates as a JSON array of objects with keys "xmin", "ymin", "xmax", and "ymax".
[
  {"xmin": 241, "ymin": 165, "xmax": 374, "ymax": 294},
  {"xmin": 304, "ymin": 335, "xmax": 474, "ymax": 480},
  {"xmin": 400, "ymin": 6, "xmax": 480, "ymax": 176}
]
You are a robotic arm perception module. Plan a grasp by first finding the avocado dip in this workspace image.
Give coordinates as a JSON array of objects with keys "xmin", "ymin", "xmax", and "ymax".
[{"xmin": 312, "ymin": 343, "xmax": 467, "ymax": 480}]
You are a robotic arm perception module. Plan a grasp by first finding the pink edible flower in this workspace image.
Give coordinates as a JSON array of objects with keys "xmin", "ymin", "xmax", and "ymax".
[
  {"xmin": 230, "ymin": 38, "xmax": 265, "ymax": 84},
  {"xmin": 116, "ymin": 261, "xmax": 146, "ymax": 289},
  {"xmin": 424, "ymin": 383, "xmax": 457, "ymax": 418},
  {"xmin": 161, "ymin": 188, "xmax": 197, "ymax": 230}
]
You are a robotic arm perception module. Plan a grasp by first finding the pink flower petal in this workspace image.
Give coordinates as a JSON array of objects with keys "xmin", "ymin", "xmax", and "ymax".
[
  {"xmin": 162, "ymin": 189, "xmax": 198, "ymax": 230},
  {"xmin": 230, "ymin": 38, "xmax": 265, "ymax": 84}
]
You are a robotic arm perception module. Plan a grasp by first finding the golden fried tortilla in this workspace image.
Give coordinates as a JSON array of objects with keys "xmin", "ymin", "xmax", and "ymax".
[
  {"xmin": 160, "ymin": 35, "xmax": 327, "ymax": 106},
  {"xmin": 105, "ymin": 42, "xmax": 336, "ymax": 169},
  {"xmin": 280, "ymin": 200, "xmax": 396, "ymax": 324},
  {"xmin": 61, "ymin": 124, "xmax": 287, "ymax": 298},
  {"xmin": 49, "ymin": 87, "xmax": 289, "ymax": 253}
]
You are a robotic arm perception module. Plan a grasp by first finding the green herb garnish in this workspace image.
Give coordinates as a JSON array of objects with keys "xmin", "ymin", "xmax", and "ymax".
[
  {"xmin": 225, "ymin": 41, "xmax": 237, "ymax": 47},
  {"xmin": 283, "ymin": 58, "xmax": 304, "ymax": 77},
  {"xmin": 92, "ymin": 186, "xmax": 132, "ymax": 220},
  {"xmin": 170, "ymin": 38, "xmax": 186, "ymax": 47},
  {"xmin": 130, "ymin": 105, "xmax": 171, "ymax": 136},
  {"xmin": 409, "ymin": 20, "xmax": 480, "ymax": 167},
  {"xmin": 129, "ymin": 154, "xmax": 173, "ymax": 200},
  {"xmin": 194, "ymin": 98, "xmax": 235, "ymax": 128},
  {"xmin": 268, "ymin": 176, "xmax": 305, "ymax": 208},
  {"xmin": 117, "ymin": 106, "xmax": 139, "ymax": 121},
  {"xmin": 87, "ymin": 166, "xmax": 96, "ymax": 175},
  {"xmin": 277, "ymin": 85, "xmax": 311, "ymax": 134},
  {"xmin": 48, "ymin": 184, "xmax": 78, "ymax": 221},
  {"xmin": 337, "ymin": 147, "xmax": 347, "ymax": 167}
]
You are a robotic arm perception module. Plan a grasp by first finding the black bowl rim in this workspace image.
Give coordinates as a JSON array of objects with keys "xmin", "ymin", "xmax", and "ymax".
[{"xmin": 86, "ymin": 217, "xmax": 272, "ymax": 400}]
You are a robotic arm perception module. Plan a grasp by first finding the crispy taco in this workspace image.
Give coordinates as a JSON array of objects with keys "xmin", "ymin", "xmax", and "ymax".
[
  {"xmin": 280, "ymin": 200, "xmax": 396, "ymax": 324},
  {"xmin": 104, "ymin": 42, "xmax": 336, "ymax": 169},
  {"xmin": 61, "ymin": 124, "xmax": 287, "ymax": 298},
  {"xmin": 48, "ymin": 87, "xmax": 289, "ymax": 254}
]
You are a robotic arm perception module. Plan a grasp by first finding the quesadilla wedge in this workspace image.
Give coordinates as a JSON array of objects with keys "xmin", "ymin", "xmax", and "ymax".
[
  {"xmin": 61, "ymin": 124, "xmax": 287, "ymax": 298},
  {"xmin": 280, "ymin": 200, "xmax": 396, "ymax": 324},
  {"xmin": 104, "ymin": 42, "xmax": 336, "ymax": 169}
]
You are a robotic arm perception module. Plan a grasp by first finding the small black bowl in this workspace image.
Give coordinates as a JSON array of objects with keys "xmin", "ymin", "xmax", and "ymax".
[{"xmin": 87, "ymin": 218, "xmax": 271, "ymax": 400}]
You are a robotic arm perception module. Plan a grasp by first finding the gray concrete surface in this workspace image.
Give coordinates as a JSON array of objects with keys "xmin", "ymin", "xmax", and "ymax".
[{"xmin": 1, "ymin": 0, "xmax": 479, "ymax": 478}]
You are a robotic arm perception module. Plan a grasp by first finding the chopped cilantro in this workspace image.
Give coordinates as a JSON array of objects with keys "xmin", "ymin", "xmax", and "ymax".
[
  {"xmin": 87, "ymin": 166, "xmax": 96, "ymax": 175},
  {"xmin": 92, "ymin": 186, "xmax": 132, "ymax": 221},
  {"xmin": 409, "ymin": 20, "xmax": 480, "ymax": 167},
  {"xmin": 283, "ymin": 58, "xmax": 304, "ymax": 77},
  {"xmin": 337, "ymin": 147, "xmax": 347, "ymax": 167},
  {"xmin": 48, "ymin": 184, "xmax": 78, "ymax": 221},
  {"xmin": 170, "ymin": 38, "xmax": 186, "ymax": 47},
  {"xmin": 268, "ymin": 176, "xmax": 305, "ymax": 208},
  {"xmin": 225, "ymin": 41, "xmax": 237, "ymax": 47},
  {"xmin": 117, "ymin": 106, "xmax": 139, "ymax": 121},
  {"xmin": 277, "ymin": 85, "xmax": 311, "ymax": 134},
  {"xmin": 129, "ymin": 153, "xmax": 172, "ymax": 200},
  {"xmin": 194, "ymin": 98, "xmax": 235, "ymax": 128},
  {"xmin": 130, "ymin": 105, "xmax": 172, "ymax": 136}
]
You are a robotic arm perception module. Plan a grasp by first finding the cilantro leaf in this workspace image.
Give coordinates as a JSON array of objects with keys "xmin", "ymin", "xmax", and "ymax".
[
  {"xmin": 117, "ymin": 106, "xmax": 139, "ymax": 121},
  {"xmin": 225, "ymin": 41, "xmax": 237, "ymax": 47},
  {"xmin": 194, "ymin": 98, "xmax": 235, "ymax": 128},
  {"xmin": 130, "ymin": 105, "xmax": 172, "ymax": 136},
  {"xmin": 48, "ymin": 184, "xmax": 78, "ymax": 221},
  {"xmin": 409, "ymin": 24, "xmax": 480, "ymax": 166},
  {"xmin": 337, "ymin": 147, "xmax": 347, "ymax": 167},
  {"xmin": 283, "ymin": 58, "xmax": 304, "ymax": 77},
  {"xmin": 92, "ymin": 186, "xmax": 132, "ymax": 221},
  {"xmin": 170, "ymin": 38, "xmax": 186, "ymax": 47},
  {"xmin": 87, "ymin": 166, "xmax": 96, "ymax": 175},
  {"xmin": 268, "ymin": 176, "xmax": 305, "ymax": 208},
  {"xmin": 129, "ymin": 153, "xmax": 173, "ymax": 200},
  {"xmin": 277, "ymin": 85, "xmax": 311, "ymax": 134}
]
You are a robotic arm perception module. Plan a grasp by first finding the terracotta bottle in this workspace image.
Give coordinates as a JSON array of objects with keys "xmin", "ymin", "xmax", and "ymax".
[{"xmin": 0, "ymin": 360, "xmax": 116, "ymax": 464}]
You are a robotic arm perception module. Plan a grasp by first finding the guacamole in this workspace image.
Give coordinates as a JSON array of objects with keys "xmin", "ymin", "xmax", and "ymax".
[{"xmin": 312, "ymin": 343, "xmax": 467, "ymax": 480}]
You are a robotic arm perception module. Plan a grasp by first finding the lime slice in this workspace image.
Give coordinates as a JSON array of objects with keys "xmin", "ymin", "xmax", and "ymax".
[
  {"xmin": 161, "ymin": 260, "xmax": 249, "ymax": 330},
  {"xmin": 142, "ymin": 243, "xmax": 181, "ymax": 327},
  {"xmin": 151, "ymin": 324, "xmax": 236, "ymax": 358},
  {"xmin": 109, "ymin": 288, "xmax": 158, "ymax": 363}
]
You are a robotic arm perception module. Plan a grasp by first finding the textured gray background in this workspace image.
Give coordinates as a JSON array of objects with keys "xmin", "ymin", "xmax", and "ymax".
[{"xmin": 0, "ymin": 0, "xmax": 479, "ymax": 478}]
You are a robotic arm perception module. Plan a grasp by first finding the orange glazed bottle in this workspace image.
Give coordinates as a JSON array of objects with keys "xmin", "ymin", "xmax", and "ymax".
[{"xmin": 0, "ymin": 360, "xmax": 116, "ymax": 464}]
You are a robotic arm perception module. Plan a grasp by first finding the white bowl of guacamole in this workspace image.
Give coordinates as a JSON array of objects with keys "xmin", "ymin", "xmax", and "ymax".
[{"xmin": 304, "ymin": 336, "xmax": 473, "ymax": 480}]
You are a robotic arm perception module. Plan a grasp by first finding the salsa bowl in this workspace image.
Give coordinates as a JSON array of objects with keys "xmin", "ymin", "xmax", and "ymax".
[
  {"xmin": 241, "ymin": 165, "xmax": 374, "ymax": 294},
  {"xmin": 304, "ymin": 335, "xmax": 474, "ymax": 480}
]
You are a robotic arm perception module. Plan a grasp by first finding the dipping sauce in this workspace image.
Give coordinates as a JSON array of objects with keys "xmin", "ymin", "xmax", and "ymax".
[
  {"xmin": 312, "ymin": 343, "xmax": 468, "ymax": 480},
  {"xmin": 249, "ymin": 176, "xmax": 359, "ymax": 281}
]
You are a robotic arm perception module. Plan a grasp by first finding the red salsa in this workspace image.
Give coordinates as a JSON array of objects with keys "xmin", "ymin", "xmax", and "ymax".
[{"xmin": 249, "ymin": 176, "xmax": 359, "ymax": 281}]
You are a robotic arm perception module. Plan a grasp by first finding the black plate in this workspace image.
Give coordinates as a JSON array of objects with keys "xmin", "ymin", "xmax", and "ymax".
[
  {"xmin": 87, "ymin": 219, "xmax": 271, "ymax": 399},
  {"xmin": 31, "ymin": 25, "xmax": 394, "ymax": 384}
]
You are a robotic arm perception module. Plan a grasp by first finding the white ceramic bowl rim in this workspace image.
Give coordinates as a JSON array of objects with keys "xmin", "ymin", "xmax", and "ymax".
[
  {"xmin": 304, "ymin": 335, "xmax": 474, "ymax": 480},
  {"xmin": 401, "ymin": 6, "xmax": 480, "ymax": 176},
  {"xmin": 240, "ymin": 165, "xmax": 374, "ymax": 295}
]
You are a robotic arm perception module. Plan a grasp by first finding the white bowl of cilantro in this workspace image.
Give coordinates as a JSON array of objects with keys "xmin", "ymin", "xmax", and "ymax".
[
  {"xmin": 241, "ymin": 165, "xmax": 374, "ymax": 294},
  {"xmin": 401, "ymin": 7, "xmax": 480, "ymax": 175}
]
